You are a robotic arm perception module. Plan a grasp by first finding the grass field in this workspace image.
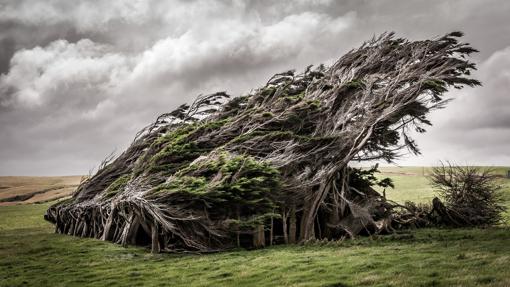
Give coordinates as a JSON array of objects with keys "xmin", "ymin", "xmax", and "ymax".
[
  {"xmin": 375, "ymin": 166, "xmax": 510, "ymax": 221},
  {"xmin": 0, "ymin": 176, "xmax": 81, "ymax": 206},
  {"xmin": 1, "ymin": 167, "xmax": 509, "ymax": 287}
]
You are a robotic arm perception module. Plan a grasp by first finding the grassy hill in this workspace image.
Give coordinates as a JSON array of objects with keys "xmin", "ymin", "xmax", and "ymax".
[
  {"xmin": 0, "ymin": 176, "xmax": 81, "ymax": 206},
  {"xmin": 1, "ymin": 167, "xmax": 509, "ymax": 287}
]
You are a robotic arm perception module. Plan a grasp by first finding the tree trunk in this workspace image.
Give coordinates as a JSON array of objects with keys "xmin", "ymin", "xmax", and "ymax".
[
  {"xmin": 282, "ymin": 209, "xmax": 288, "ymax": 244},
  {"xmin": 269, "ymin": 211, "xmax": 274, "ymax": 246},
  {"xmin": 300, "ymin": 179, "xmax": 336, "ymax": 241},
  {"xmin": 252, "ymin": 224, "xmax": 265, "ymax": 248},
  {"xmin": 300, "ymin": 185, "xmax": 325, "ymax": 242},
  {"xmin": 101, "ymin": 204, "xmax": 116, "ymax": 241},
  {"xmin": 289, "ymin": 205, "xmax": 296, "ymax": 244},
  {"xmin": 325, "ymin": 183, "xmax": 341, "ymax": 239},
  {"xmin": 236, "ymin": 206, "xmax": 241, "ymax": 247},
  {"xmin": 151, "ymin": 223, "xmax": 160, "ymax": 254}
]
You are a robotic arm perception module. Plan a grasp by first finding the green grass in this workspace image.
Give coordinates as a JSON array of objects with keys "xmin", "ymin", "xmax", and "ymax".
[
  {"xmin": 377, "ymin": 173, "xmax": 435, "ymax": 203},
  {"xmin": 376, "ymin": 166, "xmax": 510, "ymax": 221},
  {"xmin": 1, "ymin": 168, "xmax": 510, "ymax": 286}
]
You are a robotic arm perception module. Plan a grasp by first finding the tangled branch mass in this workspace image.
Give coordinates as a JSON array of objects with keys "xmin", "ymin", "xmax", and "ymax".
[{"xmin": 45, "ymin": 32, "xmax": 481, "ymax": 252}]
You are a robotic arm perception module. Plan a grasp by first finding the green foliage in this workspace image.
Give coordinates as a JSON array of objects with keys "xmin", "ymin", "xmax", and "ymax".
[
  {"xmin": 153, "ymin": 154, "xmax": 282, "ymax": 216},
  {"xmin": 153, "ymin": 123, "xmax": 198, "ymax": 147},
  {"xmin": 103, "ymin": 174, "xmax": 131, "ymax": 198},
  {"xmin": 349, "ymin": 164, "xmax": 395, "ymax": 191},
  {"xmin": 153, "ymin": 176, "xmax": 208, "ymax": 195},
  {"xmin": 422, "ymin": 79, "xmax": 446, "ymax": 91},
  {"xmin": 344, "ymin": 79, "xmax": 365, "ymax": 90},
  {"xmin": 260, "ymin": 86, "xmax": 276, "ymax": 97},
  {"xmin": 146, "ymin": 119, "xmax": 230, "ymax": 175},
  {"xmin": 148, "ymin": 141, "xmax": 203, "ymax": 174},
  {"xmin": 304, "ymin": 99, "xmax": 321, "ymax": 110},
  {"xmin": 422, "ymin": 79, "xmax": 448, "ymax": 101},
  {"xmin": 377, "ymin": 177, "xmax": 395, "ymax": 189},
  {"xmin": 229, "ymin": 130, "xmax": 311, "ymax": 145},
  {"xmin": 220, "ymin": 95, "xmax": 249, "ymax": 118},
  {"xmin": 199, "ymin": 118, "xmax": 231, "ymax": 130},
  {"xmin": 132, "ymin": 123, "xmax": 197, "ymax": 176},
  {"xmin": 261, "ymin": 112, "xmax": 273, "ymax": 118},
  {"xmin": 283, "ymin": 91, "xmax": 305, "ymax": 102}
]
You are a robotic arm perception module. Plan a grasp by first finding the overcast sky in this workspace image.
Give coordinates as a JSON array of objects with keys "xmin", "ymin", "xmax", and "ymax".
[{"xmin": 0, "ymin": 0, "xmax": 509, "ymax": 176}]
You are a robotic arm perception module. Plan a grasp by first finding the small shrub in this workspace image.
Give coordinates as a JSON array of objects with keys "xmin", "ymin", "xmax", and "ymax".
[{"xmin": 429, "ymin": 162, "xmax": 506, "ymax": 226}]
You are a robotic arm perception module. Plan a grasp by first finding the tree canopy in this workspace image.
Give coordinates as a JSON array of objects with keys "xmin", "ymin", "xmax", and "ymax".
[{"xmin": 45, "ymin": 32, "xmax": 481, "ymax": 252}]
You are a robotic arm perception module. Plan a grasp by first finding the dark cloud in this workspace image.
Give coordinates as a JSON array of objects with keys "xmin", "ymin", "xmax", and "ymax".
[{"xmin": 0, "ymin": 0, "xmax": 509, "ymax": 175}]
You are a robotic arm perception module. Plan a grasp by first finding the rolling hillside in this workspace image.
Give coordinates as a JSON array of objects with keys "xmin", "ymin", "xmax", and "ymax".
[{"xmin": 0, "ymin": 176, "xmax": 81, "ymax": 206}]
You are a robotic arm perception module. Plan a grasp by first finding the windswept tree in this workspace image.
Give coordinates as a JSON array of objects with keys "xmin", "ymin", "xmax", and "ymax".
[{"xmin": 45, "ymin": 32, "xmax": 481, "ymax": 252}]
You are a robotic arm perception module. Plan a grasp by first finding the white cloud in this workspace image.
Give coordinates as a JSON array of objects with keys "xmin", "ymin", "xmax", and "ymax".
[
  {"xmin": 1, "ymin": 0, "xmax": 509, "ymax": 175},
  {"xmin": 0, "ymin": 2, "xmax": 357, "ymax": 175},
  {"xmin": 0, "ymin": 39, "xmax": 132, "ymax": 108},
  {"xmin": 1, "ymin": 8, "xmax": 355, "ymax": 110}
]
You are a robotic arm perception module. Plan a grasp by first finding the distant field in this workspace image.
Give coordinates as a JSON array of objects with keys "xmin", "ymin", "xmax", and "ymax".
[
  {"xmin": 0, "ymin": 176, "xmax": 81, "ymax": 206},
  {"xmin": 1, "ymin": 168, "xmax": 509, "ymax": 286},
  {"xmin": 376, "ymin": 166, "xmax": 510, "ymax": 221},
  {"xmin": 376, "ymin": 167, "xmax": 435, "ymax": 203}
]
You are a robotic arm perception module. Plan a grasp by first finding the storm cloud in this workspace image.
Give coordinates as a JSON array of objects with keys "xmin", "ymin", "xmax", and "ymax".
[{"xmin": 0, "ymin": 0, "xmax": 509, "ymax": 175}]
